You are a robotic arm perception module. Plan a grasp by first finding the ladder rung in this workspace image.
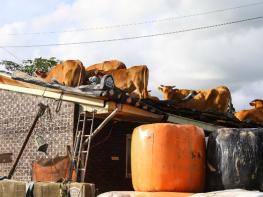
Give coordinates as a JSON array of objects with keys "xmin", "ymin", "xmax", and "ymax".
[
  {"xmin": 79, "ymin": 168, "xmax": 86, "ymax": 171},
  {"xmin": 75, "ymin": 135, "xmax": 90, "ymax": 139},
  {"xmin": 78, "ymin": 119, "xmax": 93, "ymax": 122},
  {"xmin": 82, "ymin": 151, "xmax": 88, "ymax": 153}
]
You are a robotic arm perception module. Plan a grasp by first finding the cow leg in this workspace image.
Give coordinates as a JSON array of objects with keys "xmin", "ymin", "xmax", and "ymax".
[{"xmin": 133, "ymin": 84, "xmax": 144, "ymax": 99}]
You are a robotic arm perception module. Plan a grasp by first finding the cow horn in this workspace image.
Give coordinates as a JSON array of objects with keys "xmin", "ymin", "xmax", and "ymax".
[
  {"xmin": 160, "ymin": 85, "xmax": 164, "ymax": 87},
  {"xmin": 171, "ymin": 86, "xmax": 176, "ymax": 89}
]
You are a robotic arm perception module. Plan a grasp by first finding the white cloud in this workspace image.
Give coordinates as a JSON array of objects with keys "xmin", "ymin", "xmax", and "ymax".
[{"xmin": 232, "ymin": 80, "xmax": 263, "ymax": 111}]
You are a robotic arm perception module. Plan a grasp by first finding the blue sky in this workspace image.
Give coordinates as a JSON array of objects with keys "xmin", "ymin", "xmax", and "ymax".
[{"xmin": 0, "ymin": 0, "xmax": 262, "ymax": 110}]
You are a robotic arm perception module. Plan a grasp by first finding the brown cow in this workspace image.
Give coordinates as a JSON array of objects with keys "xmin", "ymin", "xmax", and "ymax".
[
  {"xmin": 0, "ymin": 74, "xmax": 36, "ymax": 88},
  {"xmin": 158, "ymin": 85, "xmax": 233, "ymax": 113},
  {"xmin": 36, "ymin": 60, "xmax": 86, "ymax": 87},
  {"xmin": 100, "ymin": 65, "xmax": 149, "ymax": 99},
  {"xmin": 249, "ymin": 99, "xmax": 263, "ymax": 109},
  {"xmin": 235, "ymin": 100, "xmax": 263, "ymax": 124},
  {"xmin": 86, "ymin": 59, "xmax": 126, "ymax": 72},
  {"xmin": 0, "ymin": 75, "xmax": 25, "ymax": 86},
  {"xmin": 130, "ymin": 90, "xmax": 159, "ymax": 101}
]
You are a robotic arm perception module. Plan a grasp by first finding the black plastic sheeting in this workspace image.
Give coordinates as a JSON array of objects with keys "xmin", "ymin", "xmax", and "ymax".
[
  {"xmin": 11, "ymin": 71, "xmax": 116, "ymax": 98},
  {"xmin": 206, "ymin": 128, "xmax": 263, "ymax": 191}
]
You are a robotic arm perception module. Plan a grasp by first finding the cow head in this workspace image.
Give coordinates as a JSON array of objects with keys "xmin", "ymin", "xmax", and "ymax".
[
  {"xmin": 249, "ymin": 99, "xmax": 263, "ymax": 108},
  {"xmin": 158, "ymin": 85, "xmax": 176, "ymax": 100},
  {"xmin": 35, "ymin": 70, "xmax": 47, "ymax": 79}
]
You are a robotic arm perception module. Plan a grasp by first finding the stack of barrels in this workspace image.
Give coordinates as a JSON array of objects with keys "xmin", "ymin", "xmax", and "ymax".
[
  {"xmin": 131, "ymin": 124, "xmax": 263, "ymax": 196},
  {"xmin": 131, "ymin": 123, "xmax": 206, "ymax": 196}
]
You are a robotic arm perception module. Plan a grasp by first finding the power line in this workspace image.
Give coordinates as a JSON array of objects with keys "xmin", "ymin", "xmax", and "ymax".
[
  {"xmin": 0, "ymin": 47, "xmax": 23, "ymax": 63},
  {"xmin": 2, "ymin": 1, "xmax": 263, "ymax": 36},
  {"xmin": 1, "ymin": 15, "xmax": 263, "ymax": 48}
]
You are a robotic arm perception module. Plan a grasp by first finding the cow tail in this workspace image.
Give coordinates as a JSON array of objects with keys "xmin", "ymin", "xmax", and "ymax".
[
  {"xmin": 143, "ymin": 66, "xmax": 149, "ymax": 99},
  {"xmin": 77, "ymin": 61, "xmax": 84, "ymax": 86}
]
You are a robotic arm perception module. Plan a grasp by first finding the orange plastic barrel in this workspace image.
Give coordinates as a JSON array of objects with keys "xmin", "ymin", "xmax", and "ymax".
[
  {"xmin": 131, "ymin": 123, "xmax": 205, "ymax": 192},
  {"xmin": 135, "ymin": 192, "xmax": 193, "ymax": 197}
]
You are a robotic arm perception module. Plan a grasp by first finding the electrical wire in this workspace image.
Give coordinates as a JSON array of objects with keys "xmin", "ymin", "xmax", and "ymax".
[
  {"xmin": 0, "ymin": 15, "xmax": 262, "ymax": 48},
  {"xmin": 2, "ymin": 1, "xmax": 263, "ymax": 36},
  {"xmin": 0, "ymin": 47, "xmax": 24, "ymax": 65}
]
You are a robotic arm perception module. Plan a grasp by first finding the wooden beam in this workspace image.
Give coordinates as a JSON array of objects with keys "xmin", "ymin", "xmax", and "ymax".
[
  {"xmin": 107, "ymin": 102, "xmax": 164, "ymax": 123},
  {"xmin": 80, "ymin": 103, "xmax": 110, "ymax": 114},
  {"xmin": 0, "ymin": 83, "xmax": 105, "ymax": 107},
  {"xmin": 167, "ymin": 113, "xmax": 223, "ymax": 132}
]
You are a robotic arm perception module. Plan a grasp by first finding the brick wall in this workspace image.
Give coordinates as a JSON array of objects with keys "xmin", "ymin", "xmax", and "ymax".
[{"xmin": 0, "ymin": 89, "xmax": 74, "ymax": 181}]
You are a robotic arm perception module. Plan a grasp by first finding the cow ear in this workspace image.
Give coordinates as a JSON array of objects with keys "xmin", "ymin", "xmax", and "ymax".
[
  {"xmin": 158, "ymin": 86, "xmax": 163, "ymax": 91},
  {"xmin": 35, "ymin": 70, "xmax": 47, "ymax": 78}
]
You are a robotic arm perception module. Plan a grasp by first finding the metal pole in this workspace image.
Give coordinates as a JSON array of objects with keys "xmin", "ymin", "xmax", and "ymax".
[{"xmin": 83, "ymin": 107, "xmax": 119, "ymax": 146}]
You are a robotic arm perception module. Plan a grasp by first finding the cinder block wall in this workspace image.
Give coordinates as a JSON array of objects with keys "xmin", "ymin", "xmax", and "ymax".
[{"xmin": 0, "ymin": 89, "xmax": 74, "ymax": 181}]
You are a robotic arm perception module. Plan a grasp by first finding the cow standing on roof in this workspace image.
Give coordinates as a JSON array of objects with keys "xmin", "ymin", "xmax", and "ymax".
[
  {"xmin": 86, "ymin": 59, "xmax": 126, "ymax": 72},
  {"xmin": 95, "ymin": 65, "xmax": 149, "ymax": 99},
  {"xmin": 158, "ymin": 85, "xmax": 234, "ymax": 113},
  {"xmin": 249, "ymin": 99, "xmax": 263, "ymax": 109},
  {"xmin": 0, "ymin": 75, "xmax": 28, "ymax": 87},
  {"xmin": 235, "ymin": 99, "xmax": 263, "ymax": 124},
  {"xmin": 36, "ymin": 60, "xmax": 86, "ymax": 87}
]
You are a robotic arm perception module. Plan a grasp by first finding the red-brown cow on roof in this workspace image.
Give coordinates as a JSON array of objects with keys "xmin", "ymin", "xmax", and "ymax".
[
  {"xmin": 249, "ymin": 99, "xmax": 263, "ymax": 109},
  {"xmin": 130, "ymin": 90, "xmax": 159, "ymax": 101},
  {"xmin": 235, "ymin": 99, "xmax": 263, "ymax": 124},
  {"xmin": 36, "ymin": 60, "xmax": 86, "ymax": 87},
  {"xmin": 86, "ymin": 59, "xmax": 126, "ymax": 72},
  {"xmin": 158, "ymin": 85, "xmax": 233, "ymax": 113},
  {"xmin": 0, "ymin": 75, "xmax": 29, "ymax": 87},
  {"xmin": 99, "ymin": 65, "xmax": 149, "ymax": 99}
]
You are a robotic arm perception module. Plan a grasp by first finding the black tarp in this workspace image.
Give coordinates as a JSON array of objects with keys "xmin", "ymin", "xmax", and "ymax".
[{"xmin": 206, "ymin": 128, "xmax": 263, "ymax": 191}]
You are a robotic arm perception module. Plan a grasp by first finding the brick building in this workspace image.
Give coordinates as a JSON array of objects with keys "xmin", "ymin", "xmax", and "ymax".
[
  {"xmin": 0, "ymin": 80, "xmax": 163, "ymax": 193},
  {"xmin": 0, "ymin": 89, "xmax": 74, "ymax": 181},
  {"xmin": 2, "ymin": 72, "xmax": 257, "ymax": 194}
]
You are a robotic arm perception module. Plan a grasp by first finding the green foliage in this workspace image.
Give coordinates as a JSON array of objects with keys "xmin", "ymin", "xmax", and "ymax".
[{"xmin": 0, "ymin": 57, "xmax": 60, "ymax": 75}]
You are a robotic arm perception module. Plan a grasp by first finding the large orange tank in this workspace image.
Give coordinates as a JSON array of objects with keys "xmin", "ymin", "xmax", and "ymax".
[
  {"xmin": 97, "ymin": 191, "xmax": 193, "ymax": 197},
  {"xmin": 131, "ymin": 123, "xmax": 205, "ymax": 192}
]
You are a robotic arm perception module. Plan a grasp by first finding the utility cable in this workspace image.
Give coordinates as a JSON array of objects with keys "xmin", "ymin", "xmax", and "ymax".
[
  {"xmin": 0, "ymin": 15, "xmax": 262, "ymax": 48},
  {"xmin": 0, "ymin": 47, "xmax": 23, "ymax": 62},
  {"xmin": 2, "ymin": 1, "xmax": 263, "ymax": 36}
]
